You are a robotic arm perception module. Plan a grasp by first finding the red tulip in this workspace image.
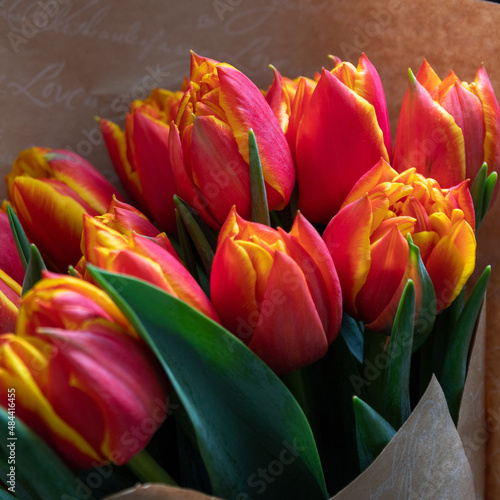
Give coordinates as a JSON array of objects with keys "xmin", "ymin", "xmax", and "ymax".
[
  {"xmin": 100, "ymin": 88, "xmax": 185, "ymax": 233},
  {"xmin": 6, "ymin": 148, "xmax": 120, "ymax": 271},
  {"xmin": 3, "ymin": 274, "xmax": 169, "ymax": 468},
  {"xmin": 323, "ymin": 159, "xmax": 476, "ymax": 330},
  {"xmin": 393, "ymin": 61, "xmax": 500, "ymax": 191},
  {"xmin": 295, "ymin": 53, "xmax": 391, "ymax": 223},
  {"xmin": 211, "ymin": 207, "xmax": 342, "ymax": 374},
  {"xmin": 169, "ymin": 52, "xmax": 295, "ymax": 229}
]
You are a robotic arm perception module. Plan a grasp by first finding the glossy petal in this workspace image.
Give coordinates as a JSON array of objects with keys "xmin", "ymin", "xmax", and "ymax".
[
  {"xmin": 10, "ymin": 177, "xmax": 91, "ymax": 271},
  {"xmin": 393, "ymin": 72, "xmax": 466, "ymax": 187},
  {"xmin": 0, "ymin": 210, "xmax": 24, "ymax": 284},
  {"xmin": 132, "ymin": 112, "xmax": 177, "ymax": 233},
  {"xmin": 99, "ymin": 119, "xmax": 145, "ymax": 211},
  {"xmin": 190, "ymin": 115, "xmax": 252, "ymax": 225},
  {"xmin": 323, "ymin": 195, "xmax": 373, "ymax": 316},
  {"xmin": 296, "ymin": 69, "xmax": 388, "ymax": 223},
  {"xmin": 249, "ymin": 252, "xmax": 327, "ymax": 375},
  {"xmin": 211, "ymin": 237, "xmax": 259, "ymax": 342},
  {"xmin": 218, "ymin": 65, "xmax": 295, "ymax": 211},
  {"xmin": 355, "ymin": 226, "xmax": 409, "ymax": 323}
]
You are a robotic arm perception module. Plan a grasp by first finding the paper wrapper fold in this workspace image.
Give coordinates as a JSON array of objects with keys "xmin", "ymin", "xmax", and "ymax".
[{"xmin": 104, "ymin": 303, "xmax": 487, "ymax": 500}]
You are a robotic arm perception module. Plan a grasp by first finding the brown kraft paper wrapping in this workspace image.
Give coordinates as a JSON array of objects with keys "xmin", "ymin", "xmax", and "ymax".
[{"xmin": 2, "ymin": 0, "xmax": 499, "ymax": 496}]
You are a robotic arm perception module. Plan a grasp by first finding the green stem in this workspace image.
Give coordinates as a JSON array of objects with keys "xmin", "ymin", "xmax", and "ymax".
[
  {"xmin": 281, "ymin": 368, "xmax": 315, "ymax": 426},
  {"xmin": 127, "ymin": 449, "xmax": 178, "ymax": 485}
]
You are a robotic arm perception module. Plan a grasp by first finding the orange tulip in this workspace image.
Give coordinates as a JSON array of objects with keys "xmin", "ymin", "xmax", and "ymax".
[
  {"xmin": 393, "ymin": 61, "xmax": 500, "ymax": 190},
  {"xmin": 78, "ymin": 215, "xmax": 219, "ymax": 322},
  {"xmin": 294, "ymin": 53, "xmax": 392, "ymax": 223},
  {"xmin": 0, "ymin": 271, "xmax": 21, "ymax": 334},
  {"xmin": 211, "ymin": 207, "xmax": 342, "ymax": 374},
  {"xmin": 169, "ymin": 52, "xmax": 295, "ymax": 229},
  {"xmin": 323, "ymin": 159, "xmax": 476, "ymax": 330},
  {"xmin": 6, "ymin": 147, "xmax": 120, "ymax": 272},
  {"xmin": 4, "ymin": 274, "xmax": 168, "ymax": 468},
  {"xmin": 100, "ymin": 88, "xmax": 185, "ymax": 233}
]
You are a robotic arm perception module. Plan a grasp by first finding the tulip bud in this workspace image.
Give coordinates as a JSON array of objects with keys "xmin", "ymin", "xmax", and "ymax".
[
  {"xmin": 211, "ymin": 207, "xmax": 342, "ymax": 374},
  {"xmin": 79, "ymin": 215, "xmax": 219, "ymax": 322},
  {"xmin": 100, "ymin": 88, "xmax": 185, "ymax": 233},
  {"xmin": 169, "ymin": 52, "xmax": 295, "ymax": 229},
  {"xmin": 323, "ymin": 159, "xmax": 476, "ymax": 331},
  {"xmin": 295, "ymin": 53, "xmax": 391, "ymax": 223},
  {"xmin": 394, "ymin": 61, "xmax": 500, "ymax": 195},
  {"xmin": 2, "ymin": 275, "xmax": 169, "ymax": 469},
  {"xmin": 6, "ymin": 147, "xmax": 121, "ymax": 272}
]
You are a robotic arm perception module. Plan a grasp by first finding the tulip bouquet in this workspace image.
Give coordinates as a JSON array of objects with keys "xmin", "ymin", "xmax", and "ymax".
[{"xmin": 0, "ymin": 51, "xmax": 498, "ymax": 500}]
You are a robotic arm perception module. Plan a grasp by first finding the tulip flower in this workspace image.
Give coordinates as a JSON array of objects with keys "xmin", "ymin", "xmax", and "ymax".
[
  {"xmin": 323, "ymin": 159, "xmax": 476, "ymax": 331},
  {"xmin": 169, "ymin": 52, "xmax": 295, "ymax": 229},
  {"xmin": 6, "ymin": 147, "xmax": 120, "ymax": 272},
  {"xmin": 210, "ymin": 207, "xmax": 342, "ymax": 374},
  {"xmin": 393, "ymin": 61, "xmax": 500, "ymax": 191},
  {"xmin": 78, "ymin": 215, "xmax": 219, "ymax": 322},
  {"xmin": 0, "ymin": 210, "xmax": 24, "ymax": 285},
  {"xmin": 0, "ymin": 271, "xmax": 21, "ymax": 334},
  {"xmin": 100, "ymin": 87, "xmax": 185, "ymax": 233},
  {"xmin": 294, "ymin": 53, "xmax": 392, "ymax": 224},
  {"xmin": 1, "ymin": 275, "xmax": 168, "ymax": 468},
  {"xmin": 94, "ymin": 196, "xmax": 178, "ymax": 257}
]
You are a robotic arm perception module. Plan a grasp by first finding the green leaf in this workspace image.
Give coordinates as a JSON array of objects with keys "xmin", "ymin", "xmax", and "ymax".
[
  {"xmin": 381, "ymin": 280, "xmax": 415, "ymax": 429},
  {"xmin": 249, "ymin": 129, "xmax": 270, "ymax": 226},
  {"xmin": 175, "ymin": 208, "xmax": 200, "ymax": 283},
  {"xmin": 340, "ymin": 313, "xmax": 364, "ymax": 364},
  {"xmin": 470, "ymin": 163, "xmax": 498, "ymax": 231},
  {"xmin": 173, "ymin": 196, "xmax": 216, "ymax": 276},
  {"xmin": 22, "ymin": 244, "xmax": 47, "ymax": 296},
  {"xmin": 407, "ymin": 237, "xmax": 436, "ymax": 351},
  {"xmin": 88, "ymin": 267, "xmax": 328, "ymax": 500},
  {"xmin": 483, "ymin": 171, "xmax": 498, "ymax": 220},
  {"xmin": 0, "ymin": 407, "xmax": 86, "ymax": 500},
  {"xmin": 440, "ymin": 266, "xmax": 490, "ymax": 423},
  {"xmin": 353, "ymin": 396, "xmax": 396, "ymax": 471},
  {"xmin": 7, "ymin": 204, "xmax": 30, "ymax": 271}
]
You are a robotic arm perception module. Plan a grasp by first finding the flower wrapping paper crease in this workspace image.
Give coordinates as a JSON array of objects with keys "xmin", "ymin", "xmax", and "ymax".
[{"xmin": 0, "ymin": 47, "xmax": 496, "ymax": 500}]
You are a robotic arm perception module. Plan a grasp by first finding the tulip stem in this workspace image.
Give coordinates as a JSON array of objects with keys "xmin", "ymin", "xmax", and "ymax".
[
  {"xmin": 282, "ymin": 368, "xmax": 314, "ymax": 425},
  {"xmin": 127, "ymin": 450, "xmax": 178, "ymax": 486}
]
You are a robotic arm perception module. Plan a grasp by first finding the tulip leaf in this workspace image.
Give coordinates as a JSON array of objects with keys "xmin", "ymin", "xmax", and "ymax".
[
  {"xmin": 380, "ymin": 279, "xmax": 415, "ymax": 429},
  {"xmin": 249, "ymin": 129, "xmax": 270, "ymax": 226},
  {"xmin": 483, "ymin": 171, "xmax": 498, "ymax": 220},
  {"xmin": 173, "ymin": 196, "xmax": 216, "ymax": 276},
  {"xmin": 175, "ymin": 209, "xmax": 200, "ymax": 284},
  {"xmin": 440, "ymin": 266, "xmax": 490, "ymax": 423},
  {"xmin": 407, "ymin": 237, "xmax": 436, "ymax": 352},
  {"xmin": 0, "ymin": 406, "xmax": 88, "ymax": 500},
  {"xmin": 353, "ymin": 396, "xmax": 396, "ymax": 472},
  {"xmin": 7, "ymin": 204, "xmax": 30, "ymax": 271},
  {"xmin": 22, "ymin": 244, "xmax": 47, "ymax": 296},
  {"xmin": 340, "ymin": 313, "xmax": 364, "ymax": 364},
  {"xmin": 88, "ymin": 266, "xmax": 328, "ymax": 500},
  {"xmin": 471, "ymin": 163, "xmax": 498, "ymax": 231}
]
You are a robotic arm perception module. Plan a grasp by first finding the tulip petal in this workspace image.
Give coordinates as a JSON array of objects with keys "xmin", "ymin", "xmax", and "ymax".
[
  {"xmin": 217, "ymin": 65, "xmax": 295, "ymax": 211},
  {"xmin": 168, "ymin": 123, "xmax": 220, "ymax": 229},
  {"xmin": 393, "ymin": 71, "xmax": 466, "ymax": 187},
  {"xmin": 440, "ymin": 82, "xmax": 485, "ymax": 181},
  {"xmin": 249, "ymin": 252, "xmax": 327, "ymax": 375},
  {"xmin": 475, "ymin": 65, "xmax": 500, "ymax": 180},
  {"xmin": 132, "ymin": 112, "xmax": 178, "ymax": 233},
  {"xmin": 211, "ymin": 237, "xmax": 259, "ymax": 341},
  {"xmin": 415, "ymin": 59, "xmax": 442, "ymax": 93},
  {"xmin": 355, "ymin": 226, "xmax": 409, "ymax": 323},
  {"xmin": 45, "ymin": 150, "xmax": 120, "ymax": 214},
  {"xmin": 0, "ymin": 270, "xmax": 20, "ymax": 333},
  {"xmin": 190, "ymin": 115, "xmax": 252, "ymax": 224},
  {"xmin": 0, "ymin": 211, "xmax": 24, "ymax": 284},
  {"xmin": 323, "ymin": 195, "xmax": 373, "ymax": 316},
  {"xmin": 355, "ymin": 54, "xmax": 392, "ymax": 161},
  {"xmin": 281, "ymin": 213, "xmax": 342, "ymax": 342},
  {"xmin": 10, "ymin": 177, "xmax": 90, "ymax": 271},
  {"xmin": 100, "ymin": 118, "xmax": 145, "ymax": 210},
  {"xmin": 296, "ymin": 69, "xmax": 389, "ymax": 222},
  {"xmin": 265, "ymin": 66, "xmax": 291, "ymax": 133}
]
